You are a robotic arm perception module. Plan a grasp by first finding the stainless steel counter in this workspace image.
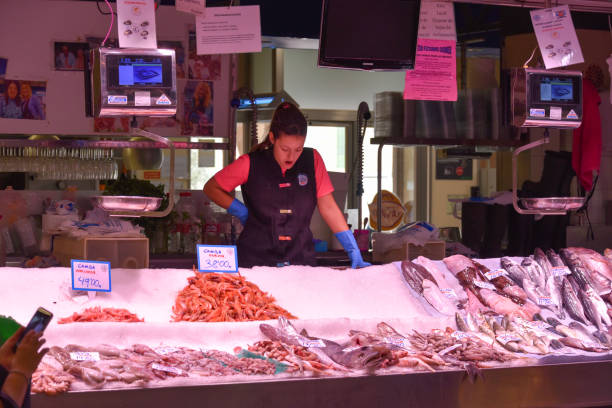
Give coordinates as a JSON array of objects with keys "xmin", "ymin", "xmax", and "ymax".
[{"xmin": 31, "ymin": 354, "xmax": 612, "ymax": 408}]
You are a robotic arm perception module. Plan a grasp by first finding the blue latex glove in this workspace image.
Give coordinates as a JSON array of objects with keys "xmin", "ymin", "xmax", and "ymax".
[
  {"xmin": 227, "ymin": 198, "xmax": 248, "ymax": 226},
  {"xmin": 334, "ymin": 230, "xmax": 371, "ymax": 269}
]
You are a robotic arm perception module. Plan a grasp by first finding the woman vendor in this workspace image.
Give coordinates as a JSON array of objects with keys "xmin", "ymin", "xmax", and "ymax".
[{"xmin": 204, "ymin": 102, "xmax": 370, "ymax": 269}]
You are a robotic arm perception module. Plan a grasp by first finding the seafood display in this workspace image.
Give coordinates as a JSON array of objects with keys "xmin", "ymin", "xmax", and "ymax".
[
  {"xmin": 2, "ymin": 246, "xmax": 610, "ymax": 399},
  {"xmin": 171, "ymin": 272, "xmax": 296, "ymax": 322},
  {"xmin": 58, "ymin": 307, "xmax": 144, "ymax": 324}
]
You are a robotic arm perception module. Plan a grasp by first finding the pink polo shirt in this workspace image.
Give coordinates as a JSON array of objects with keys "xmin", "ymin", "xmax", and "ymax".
[{"xmin": 214, "ymin": 149, "xmax": 334, "ymax": 198}]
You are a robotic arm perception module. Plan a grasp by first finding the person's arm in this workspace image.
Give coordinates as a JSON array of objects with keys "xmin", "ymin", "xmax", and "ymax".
[
  {"xmin": 317, "ymin": 193, "xmax": 348, "ymax": 234},
  {"xmin": 204, "ymin": 155, "xmax": 250, "ymax": 225},
  {"xmin": 1, "ymin": 330, "xmax": 47, "ymax": 408},
  {"xmin": 203, "ymin": 177, "xmax": 234, "ymax": 209},
  {"xmin": 317, "ymin": 193, "xmax": 370, "ymax": 269}
]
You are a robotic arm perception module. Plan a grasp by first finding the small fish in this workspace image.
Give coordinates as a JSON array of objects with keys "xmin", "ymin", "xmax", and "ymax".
[
  {"xmin": 561, "ymin": 277, "xmax": 588, "ymax": 324},
  {"xmin": 500, "ymin": 257, "xmax": 527, "ymax": 287},
  {"xmin": 522, "ymin": 258, "xmax": 546, "ymax": 290},
  {"xmin": 559, "ymin": 337, "xmax": 607, "ymax": 353},
  {"xmin": 568, "ymin": 321, "xmax": 600, "ymax": 345},
  {"xmin": 455, "ymin": 313, "xmax": 469, "ymax": 332},
  {"xmin": 592, "ymin": 330, "xmax": 612, "ymax": 347}
]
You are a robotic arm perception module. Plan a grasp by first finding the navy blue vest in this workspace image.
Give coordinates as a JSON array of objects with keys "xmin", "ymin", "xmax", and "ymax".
[{"xmin": 238, "ymin": 148, "xmax": 317, "ymax": 267}]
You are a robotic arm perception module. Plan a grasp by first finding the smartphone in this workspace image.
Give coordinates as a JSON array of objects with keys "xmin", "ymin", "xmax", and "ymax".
[{"xmin": 15, "ymin": 307, "xmax": 53, "ymax": 348}]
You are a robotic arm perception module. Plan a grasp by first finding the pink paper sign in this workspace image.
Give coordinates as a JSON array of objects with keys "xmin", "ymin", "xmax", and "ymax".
[{"xmin": 404, "ymin": 38, "xmax": 457, "ymax": 101}]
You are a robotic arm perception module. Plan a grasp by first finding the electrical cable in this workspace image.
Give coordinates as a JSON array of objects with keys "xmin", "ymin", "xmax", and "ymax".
[
  {"xmin": 101, "ymin": 0, "xmax": 115, "ymax": 47},
  {"xmin": 96, "ymin": 0, "xmax": 117, "ymax": 15},
  {"xmin": 522, "ymin": 46, "xmax": 538, "ymax": 68}
]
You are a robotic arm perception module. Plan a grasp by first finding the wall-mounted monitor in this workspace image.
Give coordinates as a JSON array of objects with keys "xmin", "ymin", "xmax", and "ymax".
[{"xmin": 318, "ymin": 0, "xmax": 421, "ymax": 71}]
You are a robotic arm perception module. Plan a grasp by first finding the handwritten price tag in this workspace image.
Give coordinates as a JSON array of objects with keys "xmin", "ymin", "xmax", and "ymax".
[
  {"xmin": 496, "ymin": 334, "xmax": 521, "ymax": 345},
  {"xmin": 552, "ymin": 266, "xmax": 571, "ymax": 277},
  {"xmin": 156, "ymin": 346, "xmax": 181, "ymax": 355},
  {"xmin": 451, "ymin": 331, "xmax": 471, "ymax": 340},
  {"xmin": 473, "ymin": 280, "xmax": 496, "ymax": 290},
  {"xmin": 484, "ymin": 269, "xmax": 507, "ymax": 280},
  {"xmin": 71, "ymin": 260, "xmax": 111, "ymax": 292},
  {"xmin": 440, "ymin": 288, "xmax": 457, "ymax": 300},
  {"xmin": 151, "ymin": 363, "xmax": 183, "ymax": 375},
  {"xmin": 70, "ymin": 352, "xmax": 100, "ymax": 361},
  {"xmin": 299, "ymin": 339, "xmax": 326, "ymax": 348},
  {"xmin": 537, "ymin": 296, "xmax": 554, "ymax": 306},
  {"xmin": 197, "ymin": 245, "xmax": 238, "ymax": 273}
]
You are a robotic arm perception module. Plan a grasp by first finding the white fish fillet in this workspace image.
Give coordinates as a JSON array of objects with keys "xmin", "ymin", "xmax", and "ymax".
[
  {"xmin": 414, "ymin": 256, "xmax": 467, "ymax": 303},
  {"xmin": 422, "ymin": 279, "xmax": 457, "ymax": 316}
]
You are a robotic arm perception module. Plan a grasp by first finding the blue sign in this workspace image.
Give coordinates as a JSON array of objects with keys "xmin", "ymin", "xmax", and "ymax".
[
  {"xmin": 71, "ymin": 259, "xmax": 112, "ymax": 292},
  {"xmin": 197, "ymin": 245, "xmax": 238, "ymax": 273}
]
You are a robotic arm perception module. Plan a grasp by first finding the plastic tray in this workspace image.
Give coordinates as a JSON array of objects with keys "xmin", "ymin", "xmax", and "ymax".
[
  {"xmin": 519, "ymin": 197, "xmax": 584, "ymax": 211},
  {"xmin": 93, "ymin": 196, "xmax": 162, "ymax": 212}
]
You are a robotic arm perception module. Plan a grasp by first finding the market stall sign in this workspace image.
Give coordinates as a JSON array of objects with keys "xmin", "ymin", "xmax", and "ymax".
[
  {"xmin": 197, "ymin": 245, "xmax": 238, "ymax": 273},
  {"xmin": 70, "ymin": 260, "xmax": 112, "ymax": 292}
]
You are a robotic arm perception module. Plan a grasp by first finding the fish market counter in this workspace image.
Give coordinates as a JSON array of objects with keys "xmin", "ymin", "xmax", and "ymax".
[
  {"xmin": 31, "ymin": 354, "xmax": 612, "ymax": 408},
  {"xmin": 0, "ymin": 259, "xmax": 610, "ymax": 408}
]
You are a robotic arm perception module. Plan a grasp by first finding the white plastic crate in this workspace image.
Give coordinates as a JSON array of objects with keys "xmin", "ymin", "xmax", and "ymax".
[{"xmin": 53, "ymin": 236, "xmax": 149, "ymax": 269}]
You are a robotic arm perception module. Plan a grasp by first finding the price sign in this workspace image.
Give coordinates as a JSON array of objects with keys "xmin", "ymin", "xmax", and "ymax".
[
  {"xmin": 484, "ymin": 269, "xmax": 507, "ymax": 280},
  {"xmin": 71, "ymin": 260, "xmax": 111, "ymax": 292},
  {"xmin": 70, "ymin": 352, "xmax": 100, "ymax": 361},
  {"xmin": 197, "ymin": 245, "xmax": 238, "ymax": 273},
  {"xmin": 496, "ymin": 334, "xmax": 521, "ymax": 345},
  {"xmin": 537, "ymin": 296, "xmax": 554, "ymax": 306},
  {"xmin": 440, "ymin": 288, "xmax": 457, "ymax": 300},
  {"xmin": 473, "ymin": 280, "xmax": 496, "ymax": 291},
  {"xmin": 299, "ymin": 338, "xmax": 326, "ymax": 348},
  {"xmin": 552, "ymin": 266, "xmax": 571, "ymax": 277}
]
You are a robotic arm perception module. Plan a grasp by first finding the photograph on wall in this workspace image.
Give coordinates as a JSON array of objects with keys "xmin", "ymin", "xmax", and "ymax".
[
  {"xmin": 0, "ymin": 58, "xmax": 7, "ymax": 76},
  {"xmin": 0, "ymin": 79, "xmax": 47, "ymax": 120},
  {"xmin": 158, "ymin": 40, "xmax": 186, "ymax": 79},
  {"xmin": 187, "ymin": 29, "xmax": 222, "ymax": 81},
  {"xmin": 53, "ymin": 42, "xmax": 88, "ymax": 71},
  {"xmin": 180, "ymin": 79, "xmax": 214, "ymax": 136}
]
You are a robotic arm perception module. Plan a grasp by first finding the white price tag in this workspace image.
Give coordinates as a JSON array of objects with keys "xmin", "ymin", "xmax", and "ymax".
[
  {"xmin": 451, "ymin": 331, "xmax": 471, "ymax": 341},
  {"xmin": 537, "ymin": 296, "xmax": 554, "ymax": 306},
  {"xmin": 299, "ymin": 339, "xmax": 326, "ymax": 348},
  {"xmin": 384, "ymin": 336, "xmax": 412, "ymax": 350},
  {"xmin": 438, "ymin": 343, "xmax": 462, "ymax": 356},
  {"xmin": 473, "ymin": 280, "xmax": 496, "ymax": 290},
  {"xmin": 552, "ymin": 266, "xmax": 571, "ymax": 277},
  {"xmin": 71, "ymin": 260, "xmax": 111, "ymax": 292},
  {"xmin": 341, "ymin": 346, "xmax": 362, "ymax": 353},
  {"xmin": 197, "ymin": 245, "xmax": 238, "ymax": 273},
  {"xmin": 550, "ymin": 106, "xmax": 562, "ymax": 120},
  {"xmin": 484, "ymin": 269, "xmax": 507, "ymax": 280},
  {"xmin": 151, "ymin": 363, "xmax": 183, "ymax": 375},
  {"xmin": 496, "ymin": 334, "xmax": 521, "ymax": 345},
  {"xmin": 134, "ymin": 91, "xmax": 151, "ymax": 106},
  {"xmin": 527, "ymin": 320, "xmax": 552, "ymax": 330},
  {"xmin": 156, "ymin": 346, "xmax": 180, "ymax": 355},
  {"xmin": 175, "ymin": 0, "xmax": 206, "ymax": 15},
  {"xmin": 440, "ymin": 288, "xmax": 457, "ymax": 300},
  {"xmin": 70, "ymin": 352, "xmax": 100, "ymax": 362}
]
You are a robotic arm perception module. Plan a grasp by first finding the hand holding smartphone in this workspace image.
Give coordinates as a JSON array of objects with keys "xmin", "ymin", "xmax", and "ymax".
[{"xmin": 15, "ymin": 307, "xmax": 53, "ymax": 349}]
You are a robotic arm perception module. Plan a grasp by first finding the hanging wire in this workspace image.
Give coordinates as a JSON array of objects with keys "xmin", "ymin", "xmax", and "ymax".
[
  {"xmin": 96, "ymin": 0, "xmax": 117, "ymax": 15},
  {"xmin": 522, "ymin": 46, "xmax": 538, "ymax": 68},
  {"xmin": 101, "ymin": 0, "xmax": 115, "ymax": 47}
]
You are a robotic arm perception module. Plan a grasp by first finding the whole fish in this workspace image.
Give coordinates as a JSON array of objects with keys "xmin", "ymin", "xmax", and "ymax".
[
  {"xmin": 578, "ymin": 288, "xmax": 603, "ymax": 330},
  {"xmin": 605, "ymin": 248, "xmax": 612, "ymax": 261},
  {"xmin": 473, "ymin": 260, "xmax": 528, "ymax": 301},
  {"xmin": 534, "ymin": 248, "xmax": 553, "ymax": 280},
  {"xmin": 545, "ymin": 275, "xmax": 565, "ymax": 319},
  {"xmin": 568, "ymin": 247, "xmax": 612, "ymax": 282},
  {"xmin": 561, "ymin": 277, "xmax": 588, "ymax": 324},
  {"xmin": 500, "ymin": 257, "xmax": 528, "ymax": 287},
  {"xmin": 559, "ymin": 249, "xmax": 596, "ymax": 290},
  {"xmin": 521, "ymin": 257, "xmax": 546, "ymax": 290},
  {"xmin": 559, "ymin": 336, "xmax": 608, "ymax": 353},
  {"xmin": 580, "ymin": 287, "xmax": 612, "ymax": 329},
  {"xmin": 592, "ymin": 330, "xmax": 612, "ymax": 347},
  {"xmin": 401, "ymin": 260, "xmax": 424, "ymax": 294},
  {"xmin": 455, "ymin": 312, "xmax": 469, "ymax": 332},
  {"xmin": 443, "ymin": 254, "xmax": 476, "ymax": 276},
  {"xmin": 414, "ymin": 256, "xmax": 466, "ymax": 302},
  {"xmin": 568, "ymin": 321, "xmax": 601, "ymax": 345}
]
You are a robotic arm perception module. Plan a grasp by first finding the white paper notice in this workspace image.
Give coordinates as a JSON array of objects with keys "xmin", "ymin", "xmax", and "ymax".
[
  {"xmin": 175, "ymin": 0, "xmax": 206, "ymax": 16},
  {"xmin": 418, "ymin": 1, "xmax": 457, "ymax": 41},
  {"xmin": 135, "ymin": 91, "xmax": 151, "ymax": 106},
  {"xmin": 117, "ymin": 0, "xmax": 158, "ymax": 49},
  {"xmin": 195, "ymin": 5, "xmax": 261, "ymax": 55},
  {"xmin": 530, "ymin": 5, "xmax": 584, "ymax": 69}
]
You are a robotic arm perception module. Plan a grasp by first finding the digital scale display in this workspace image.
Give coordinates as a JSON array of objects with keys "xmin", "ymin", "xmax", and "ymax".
[
  {"xmin": 539, "ymin": 76, "xmax": 573, "ymax": 102},
  {"xmin": 118, "ymin": 57, "xmax": 163, "ymax": 86}
]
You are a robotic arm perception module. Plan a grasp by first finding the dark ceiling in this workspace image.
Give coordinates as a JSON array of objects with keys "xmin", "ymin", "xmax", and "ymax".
[{"xmin": 91, "ymin": 0, "xmax": 612, "ymax": 47}]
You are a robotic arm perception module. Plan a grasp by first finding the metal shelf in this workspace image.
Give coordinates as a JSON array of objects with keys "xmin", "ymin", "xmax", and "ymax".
[
  {"xmin": 369, "ymin": 137, "xmax": 525, "ymax": 148},
  {"xmin": 0, "ymin": 138, "xmax": 229, "ymax": 150}
]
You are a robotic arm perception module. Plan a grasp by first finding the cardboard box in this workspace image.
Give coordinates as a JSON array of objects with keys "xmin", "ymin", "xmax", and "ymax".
[
  {"xmin": 53, "ymin": 235, "xmax": 149, "ymax": 269},
  {"xmin": 372, "ymin": 240, "xmax": 445, "ymax": 264}
]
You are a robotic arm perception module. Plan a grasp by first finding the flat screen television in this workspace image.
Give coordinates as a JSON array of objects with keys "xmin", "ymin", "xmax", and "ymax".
[{"xmin": 318, "ymin": 0, "xmax": 421, "ymax": 71}]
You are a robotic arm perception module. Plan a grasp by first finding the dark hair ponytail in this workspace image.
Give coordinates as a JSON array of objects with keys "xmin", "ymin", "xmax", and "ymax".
[{"xmin": 250, "ymin": 102, "xmax": 307, "ymax": 153}]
